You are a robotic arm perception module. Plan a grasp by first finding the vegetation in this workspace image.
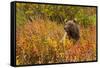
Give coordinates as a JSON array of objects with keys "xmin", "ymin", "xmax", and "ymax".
[{"xmin": 16, "ymin": 3, "xmax": 97, "ymax": 65}]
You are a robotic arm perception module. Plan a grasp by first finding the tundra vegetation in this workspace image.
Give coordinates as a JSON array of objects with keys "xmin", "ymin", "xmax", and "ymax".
[{"xmin": 16, "ymin": 3, "xmax": 97, "ymax": 65}]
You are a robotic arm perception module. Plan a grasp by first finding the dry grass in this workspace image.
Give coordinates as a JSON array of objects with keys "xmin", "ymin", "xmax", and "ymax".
[{"xmin": 16, "ymin": 19, "xmax": 96, "ymax": 65}]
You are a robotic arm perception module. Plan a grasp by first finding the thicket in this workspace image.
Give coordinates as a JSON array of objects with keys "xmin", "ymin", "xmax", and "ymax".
[{"xmin": 16, "ymin": 3, "xmax": 96, "ymax": 27}]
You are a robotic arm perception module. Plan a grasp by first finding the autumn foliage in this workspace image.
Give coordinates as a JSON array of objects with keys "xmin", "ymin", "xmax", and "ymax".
[
  {"xmin": 16, "ymin": 3, "xmax": 97, "ymax": 65},
  {"xmin": 16, "ymin": 19, "xmax": 96, "ymax": 65}
]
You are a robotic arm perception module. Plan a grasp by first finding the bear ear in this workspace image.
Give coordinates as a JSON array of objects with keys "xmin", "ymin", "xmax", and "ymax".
[
  {"xmin": 73, "ymin": 18, "xmax": 77, "ymax": 23},
  {"xmin": 64, "ymin": 18, "xmax": 68, "ymax": 23}
]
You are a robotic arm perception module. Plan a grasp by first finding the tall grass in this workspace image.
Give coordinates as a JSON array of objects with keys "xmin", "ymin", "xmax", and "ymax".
[{"xmin": 16, "ymin": 19, "xmax": 96, "ymax": 65}]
